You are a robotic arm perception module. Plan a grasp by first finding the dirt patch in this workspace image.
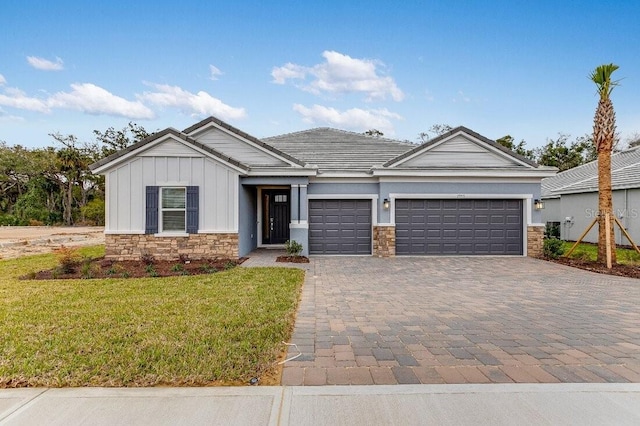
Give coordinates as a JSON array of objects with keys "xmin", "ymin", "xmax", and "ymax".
[
  {"xmin": 276, "ymin": 255, "xmax": 310, "ymax": 263},
  {"xmin": 548, "ymin": 256, "xmax": 640, "ymax": 279},
  {"xmin": 0, "ymin": 226, "xmax": 104, "ymax": 259},
  {"xmin": 24, "ymin": 257, "xmax": 244, "ymax": 280}
]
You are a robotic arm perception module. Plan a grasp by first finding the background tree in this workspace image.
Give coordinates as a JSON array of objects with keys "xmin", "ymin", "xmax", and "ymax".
[
  {"xmin": 364, "ymin": 129, "xmax": 384, "ymax": 138},
  {"xmin": 495, "ymin": 135, "xmax": 535, "ymax": 160},
  {"xmin": 533, "ymin": 133, "xmax": 596, "ymax": 171},
  {"xmin": 418, "ymin": 124, "xmax": 453, "ymax": 142},
  {"xmin": 590, "ymin": 63, "xmax": 620, "ymax": 265}
]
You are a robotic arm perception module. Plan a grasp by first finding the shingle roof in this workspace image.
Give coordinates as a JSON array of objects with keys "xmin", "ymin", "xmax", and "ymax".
[
  {"xmin": 541, "ymin": 147, "xmax": 640, "ymax": 197},
  {"xmin": 263, "ymin": 128, "xmax": 415, "ymax": 171}
]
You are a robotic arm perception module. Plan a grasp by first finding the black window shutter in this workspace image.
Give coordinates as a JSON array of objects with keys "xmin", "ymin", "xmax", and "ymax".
[
  {"xmin": 145, "ymin": 186, "xmax": 159, "ymax": 234},
  {"xmin": 186, "ymin": 186, "xmax": 199, "ymax": 234}
]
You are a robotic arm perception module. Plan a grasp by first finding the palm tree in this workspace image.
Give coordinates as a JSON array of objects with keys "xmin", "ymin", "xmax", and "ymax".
[{"xmin": 590, "ymin": 64, "xmax": 620, "ymax": 265}]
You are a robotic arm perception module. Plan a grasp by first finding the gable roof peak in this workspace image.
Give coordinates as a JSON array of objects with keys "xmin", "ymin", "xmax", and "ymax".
[{"xmin": 384, "ymin": 126, "xmax": 540, "ymax": 168}]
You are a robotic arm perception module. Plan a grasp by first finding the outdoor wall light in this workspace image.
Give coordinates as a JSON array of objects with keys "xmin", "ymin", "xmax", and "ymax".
[
  {"xmin": 534, "ymin": 199, "xmax": 545, "ymax": 210},
  {"xmin": 383, "ymin": 198, "xmax": 390, "ymax": 209}
]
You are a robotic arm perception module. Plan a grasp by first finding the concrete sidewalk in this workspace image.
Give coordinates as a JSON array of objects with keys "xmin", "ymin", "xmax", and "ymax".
[{"xmin": 1, "ymin": 384, "xmax": 639, "ymax": 425}]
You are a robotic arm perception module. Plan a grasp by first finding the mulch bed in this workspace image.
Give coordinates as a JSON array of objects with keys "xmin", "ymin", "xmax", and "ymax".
[
  {"xmin": 276, "ymin": 256, "xmax": 310, "ymax": 263},
  {"xmin": 548, "ymin": 256, "xmax": 640, "ymax": 279},
  {"xmin": 23, "ymin": 257, "xmax": 245, "ymax": 280}
]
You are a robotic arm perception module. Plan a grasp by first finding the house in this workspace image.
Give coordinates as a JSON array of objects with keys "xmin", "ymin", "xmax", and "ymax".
[
  {"xmin": 89, "ymin": 116, "xmax": 556, "ymax": 260},
  {"xmin": 542, "ymin": 145, "xmax": 640, "ymax": 245}
]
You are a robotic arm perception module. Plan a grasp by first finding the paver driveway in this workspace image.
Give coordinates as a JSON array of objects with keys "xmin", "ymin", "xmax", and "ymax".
[{"xmin": 281, "ymin": 257, "xmax": 640, "ymax": 385}]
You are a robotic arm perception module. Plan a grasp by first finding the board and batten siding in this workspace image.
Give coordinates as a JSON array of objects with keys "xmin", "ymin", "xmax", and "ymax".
[
  {"xmin": 192, "ymin": 127, "xmax": 288, "ymax": 167},
  {"xmin": 399, "ymin": 135, "xmax": 519, "ymax": 168},
  {"xmin": 106, "ymin": 156, "xmax": 239, "ymax": 233}
]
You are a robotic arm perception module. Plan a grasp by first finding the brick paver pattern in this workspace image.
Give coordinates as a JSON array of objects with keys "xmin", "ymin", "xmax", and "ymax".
[{"xmin": 278, "ymin": 256, "xmax": 640, "ymax": 385}]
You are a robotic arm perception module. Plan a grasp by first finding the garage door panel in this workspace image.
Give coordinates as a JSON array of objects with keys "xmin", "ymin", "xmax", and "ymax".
[
  {"xmin": 309, "ymin": 199, "xmax": 372, "ymax": 255},
  {"xmin": 396, "ymin": 199, "xmax": 522, "ymax": 255}
]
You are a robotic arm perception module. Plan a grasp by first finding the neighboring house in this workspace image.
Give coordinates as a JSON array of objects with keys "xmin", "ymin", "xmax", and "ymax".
[
  {"xmin": 89, "ymin": 116, "xmax": 555, "ymax": 260},
  {"xmin": 542, "ymin": 145, "xmax": 640, "ymax": 245}
]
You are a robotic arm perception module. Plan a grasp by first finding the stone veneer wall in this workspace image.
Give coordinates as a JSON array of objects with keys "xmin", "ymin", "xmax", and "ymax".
[
  {"xmin": 105, "ymin": 233, "xmax": 239, "ymax": 261},
  {"xmin": 373, "ymin": 225, "xmax": 396, "ymax": 257},
  {"xmin": 527, "ymin": 225, "xmax": 545, "ymax": 257}
]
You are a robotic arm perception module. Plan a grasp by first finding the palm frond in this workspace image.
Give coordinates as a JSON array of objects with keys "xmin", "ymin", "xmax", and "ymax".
[{"xmin": 590, "ymin": 63, "xmax": 621, "ymax": 98}]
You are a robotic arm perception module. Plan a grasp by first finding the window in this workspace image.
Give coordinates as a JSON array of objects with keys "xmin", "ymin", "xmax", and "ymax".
[
  {"xmin": 161, "ymin": 187, "xmax": 186, "ymax": 232},
  {"xmin": 146, "ymin": 186, "xmax": 199, "ymax": 235}
]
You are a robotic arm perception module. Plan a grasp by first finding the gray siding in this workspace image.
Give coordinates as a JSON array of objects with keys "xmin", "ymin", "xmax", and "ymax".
[
  {"xmin": 238, "ymin": 185, "xmax": 257, "ymax": 256},
  {"xmin": 559, "ymin": 190, "xmax": 640, "ymax": 245},
  {"xmin": 379, "ymin": 182, "xmax": 542, "ymax": 225},
  {"xmin": 398, "ymin": 135, "xmax": 522, "ymax": 168},
  {"xmin": 541, "ymin": 198, "xmax": 562, "ymax": 224},
  {"xmin": 106, "ymin": 156, "xmax": 238, "ymax": 233},
  {"xmin": 192, "ymin": 127, "xmax": 288, "ymax": 167}
]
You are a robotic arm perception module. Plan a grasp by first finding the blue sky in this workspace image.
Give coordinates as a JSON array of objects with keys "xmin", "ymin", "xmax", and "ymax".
[{"xmin": 1, "ymin": 0, "xmax": 639, "ymax": 149}]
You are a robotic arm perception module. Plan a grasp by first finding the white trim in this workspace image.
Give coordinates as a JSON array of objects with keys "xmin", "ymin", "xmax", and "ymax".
[
  {"xmin": 378, "ymin": 176, "xmax": 545, "ymax": 184},
  {"xmin": 529, "ymin": 223, "xmax": 546, "ymax": 227},
  {"xmin": 198, "ymin": 229, "xmax": 239, "ymax": 233},
  {"xmin": 154, "ymin": 233, "xmax": 189, "ymax": 238},
  {"xmin": 290, "ymin": 221, "xmax": 309, "ymax": 229},
  {"xmin": 372, "ymin": 168, "xmax": 556, "ymax": 178},
  {"xmin": 104, "ymin": 230, "xmax": 145, "ymax": 234},
  {"xmin": 376, "ymin": 223, "xmax": 395, "ymax": 227},
  {"xmin": 307, "ymin": 194, "xmax": 379, "ymax": 200},
  {"xmin": 248, "ymin": 167, "xmax": 317, "ymax": 177},
  {"xmin": 389, "ymin": 193, "xmax": 533, "ymax": 200}
]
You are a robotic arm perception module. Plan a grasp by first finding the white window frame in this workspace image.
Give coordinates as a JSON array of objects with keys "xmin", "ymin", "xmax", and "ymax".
[{"xmin": 160, "ymin": 186, "xmax": 187, "ymax": 234}]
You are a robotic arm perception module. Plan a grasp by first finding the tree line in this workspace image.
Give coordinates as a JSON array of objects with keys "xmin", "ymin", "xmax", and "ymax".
[
  {"xmin": 2, "ymin": 121, "xmax": 636, "ymax": 227},
  {"xmin": 0, "ymin": 123, "xmax": 149, "ymax": 226}
]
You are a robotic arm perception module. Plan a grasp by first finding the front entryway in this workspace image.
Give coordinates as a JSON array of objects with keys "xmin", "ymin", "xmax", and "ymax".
[{"xmin": 262, "ymin": 189, "xmax": 290, "ymax": 244}]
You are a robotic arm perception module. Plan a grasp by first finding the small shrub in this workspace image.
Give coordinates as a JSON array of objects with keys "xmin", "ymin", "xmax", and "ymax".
[
  {"xmin": 140, "ymin": 251, "xmax": 155, "ymax": 265},
  {"xmin": 145, "ymin": 264, "xmax": 159, "ymax": 277},
  {"xmin": 80, "ymin": 261, "xmax": 95, "ymax": 279},
  {"xmin": 171, "ymin": 264, "xmax": 184, "ymax": 272},
  {"xmin": 284, "ymin": 240, "xmax": 303, "ymax": 257},
  {"xmin": 200, "ymin": 264, "xmax": 217, "ymax": 274},
  {"xmin": 224, "ymin": 261, "xmax": 236, "ymax": 270},
  {"xmin": 543, "ymin": 238, "xmax": 565, "ymax": 259},
  {"xmin": 55, "ymin": 246, "xmax": 81, "ymax": 274},
  {"xmin": 106, "ymin": 267, "xmax": 118, "ymax": 276}
]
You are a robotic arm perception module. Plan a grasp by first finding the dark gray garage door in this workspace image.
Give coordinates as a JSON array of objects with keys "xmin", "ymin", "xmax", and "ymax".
[
  {"xmin": 309, "ymin": 199, "xmax": 372, "ymax": 254},
  {"xmin": 395, "ymin": 199, "xmax": 523, "ymax": 255}
]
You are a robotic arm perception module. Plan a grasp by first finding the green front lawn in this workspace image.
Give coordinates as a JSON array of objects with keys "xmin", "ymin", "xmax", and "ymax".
[
  {"xmin": 562, "ymin": 241, "xmax": 640, "ymax": 265},
  {"xmin": 0, "ymin": 247, "xmax": 305, "ymax": 387}
]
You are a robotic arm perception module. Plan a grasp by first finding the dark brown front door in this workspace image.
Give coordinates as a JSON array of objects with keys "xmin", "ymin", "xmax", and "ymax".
[{"xmin": 262, "ymin": 189, "xmax": 290, "ymax": 244}]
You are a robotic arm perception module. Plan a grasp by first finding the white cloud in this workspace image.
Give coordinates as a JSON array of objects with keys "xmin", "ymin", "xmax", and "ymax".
[
  {"xmin": 293, "ymin": 103, "xmax": 402, "ymax": 134},
  {"xmin": 272, "ymin": 50, "xmax": 404, "ymax": 101},
  {"xmin": 48, "ymin": 83, "xmax": 154, "ymax": 119},
  {"xmin": 140, "ymin": 83, "xmax": 246, "ymax": 120},
  {"xmin": 0, "ymin": 74, "xmax": 6, "ymax": 85},
  {"xmin": 0, "ymin": 82, "xmax": 154, "ymax": 119},
  {"xmin": 27, "ymin": 56, "xmax": 64, "ymax": 71},
  {"xmin": 0, "ymin": 87, "xmax": 50, "ymax": 113},
  {"xmin": 209, "ymin": 65, "xmax": 223, "ymax": 81}
]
